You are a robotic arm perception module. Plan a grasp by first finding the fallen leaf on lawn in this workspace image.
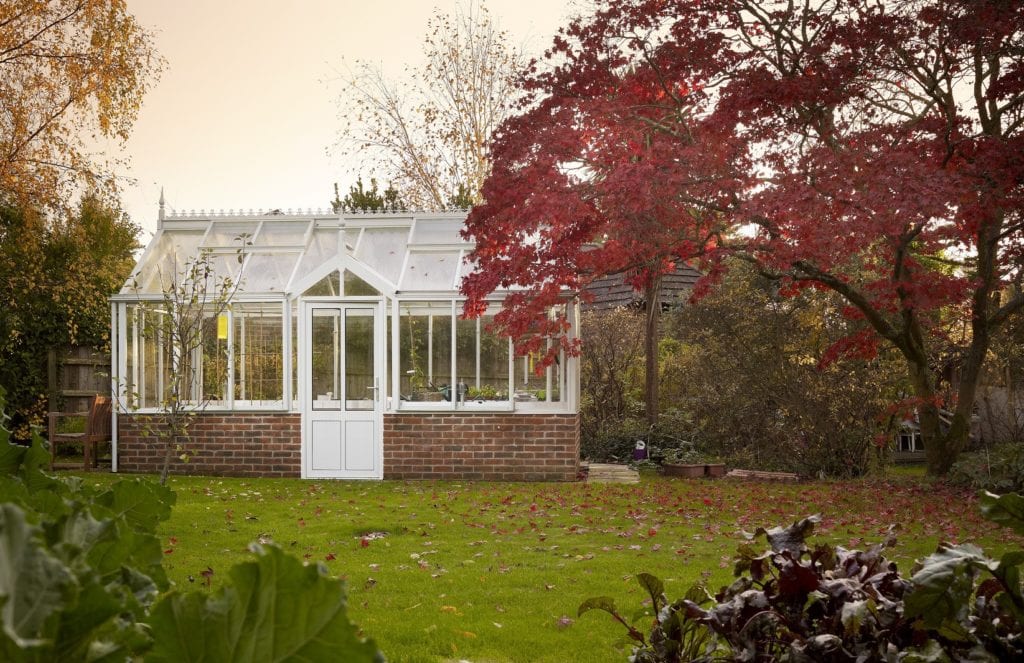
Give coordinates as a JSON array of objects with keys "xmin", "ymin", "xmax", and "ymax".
[{"xmin": 556, "ymin": 615, "xmax": 574, "ymax": 629}]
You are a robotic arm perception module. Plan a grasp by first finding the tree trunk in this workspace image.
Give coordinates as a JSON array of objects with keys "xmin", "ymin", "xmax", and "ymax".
[
  {"xmin": 644, "ymin": 278, "xmax": 662, "ymax": 429},
  {"xmin": 160, "ymin": 433, "xmax": 178, "ymax": 486},
  {"xmin": 908, "ymin": 358, "xmax": 972, "ymax": 476}
]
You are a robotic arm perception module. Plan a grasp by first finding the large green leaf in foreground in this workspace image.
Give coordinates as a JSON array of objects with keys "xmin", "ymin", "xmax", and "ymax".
[{"xmin": 146, "ymin": 544, "xmax": 383, "ymax": 662}]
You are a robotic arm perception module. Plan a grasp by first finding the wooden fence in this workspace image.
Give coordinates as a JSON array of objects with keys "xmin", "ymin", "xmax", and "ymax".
[{"xmin": 47, "ymin": 346, "xmax": 110, "ymax": 414}]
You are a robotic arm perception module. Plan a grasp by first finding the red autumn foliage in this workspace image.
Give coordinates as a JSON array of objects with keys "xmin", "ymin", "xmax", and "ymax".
[{"xmin": 462, "ymin": 0, "xmax": 1024, "ymax": 475}]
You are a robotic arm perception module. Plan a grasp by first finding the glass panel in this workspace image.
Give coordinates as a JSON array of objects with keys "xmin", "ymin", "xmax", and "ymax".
[
  {"xmin": 343, "ymin": 228, "xmax": 361, "ymax": 254},
  {"xmin": 386, "ymin": 307, "xmax": 393, "ymax": 403},
  {"xmin": 455, "ymin": 317, "xmax": 475, "ymax": 403},
  {"xmin": 233, "ymin": 304, "xmax": 284, "ymax": 406},
  {"xmin": 133, "ymin": 231, "xmax": 205, "ymax": 293},
  {"xmin": 291, "ymin": 229, "xmax": 339, "ymax": 289},
  {"xmin": 291, "ymin": 305, "xmax": 298, "ymax": 409},
  {"xmin": 303, "ymin": 271, "xmax": 341, "ymax": 296},
  {"xmin": 311, "ymin": 309, "xmax": 341, "ymax": 410},
  {"xmin": 478, "ymin": 316, "xmax": 510, "ymax": 402},
  {"xmin": 125, "ymin": 305, "xmax": 138, "ymax": 407},
  {"xmin": 137, "ymin": 308, "xmax": 176, "ymax": 408},
  {"xmin": 402, "ymin": 251, "xmax": 459, "ymax": 290},
  {"xmin": 201, "ymin": 222, "xmax": 258, "ymax": 248},
  {"xmin": 399, "ymin": 302, "xmax": 450, "ymax": 401},
  {"xmin": 241, "ymin": 253, "xmax": 300, "ymax": 292},
  {"xmin": 512, "ymin": 343, "xmax": 561, "ymax": 402},
  {"xmin": 410, "ymin": 218, "xmax": 463, "ymax": 244},
  {"xmin": 253, "ymin": 220, "xmax": 309, "ymax": 247},
  {"xmin": 343, "ymin": 270, "xmax": 379, "ymax": 296},
  {"xmin": 455, "ymin": 252, "xmax": 475, "ymax": 290},
  {"xmin": 356, "ymin": 228, "xmax": 408, "ymax": 284},
  {"xmin": 515, "ymin": 353, "xmax": 545, "ymax": 402},
  {"xmin": 430, "ymin": 312, "xmax": 453, "ymax": 398},
  {"xmin": 208, "ymin": 253, "xmax": 243, "ymax": 288},
  {"xmin": 202, "ymin": 315, "xmax": 229, "ymax": 403},
  {"xmin": 345, "ymin": 309, "xmax": 375, "ymax": 411}
]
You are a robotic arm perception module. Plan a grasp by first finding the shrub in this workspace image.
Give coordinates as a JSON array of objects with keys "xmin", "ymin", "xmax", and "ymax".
[
  {"xmin": 581, "ymin": 496, "xmax": 1024, "ymax": 661},
  {"xmin": 582, "ymin": 408, "xmax": 696, "ymax": 463},
  {"xmin": 949, "ymin": 443, "xmax": 1024, "ymax": 493}
]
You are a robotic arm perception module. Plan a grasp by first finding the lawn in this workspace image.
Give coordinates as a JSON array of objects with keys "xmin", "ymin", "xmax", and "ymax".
[{"xmin": 73, "ymin": 471, "xmax": 1022, "ymax": 662}]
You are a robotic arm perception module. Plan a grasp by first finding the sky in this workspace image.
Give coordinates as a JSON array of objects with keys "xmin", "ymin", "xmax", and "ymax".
[{"xmin": 115, "ymin": 0, "xmax": 578, "ymax": 239}]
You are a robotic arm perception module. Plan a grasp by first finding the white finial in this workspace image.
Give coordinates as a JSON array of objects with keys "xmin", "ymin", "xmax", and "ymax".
[{"xmin": 158, "ymin": 187, "xmax": 166, "ymax": 227}]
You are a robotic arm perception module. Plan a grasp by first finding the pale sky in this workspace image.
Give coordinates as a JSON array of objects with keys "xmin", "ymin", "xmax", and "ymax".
[{"xmin": 115, "ymin": 0, "xmax": 578, "ymax": 239}]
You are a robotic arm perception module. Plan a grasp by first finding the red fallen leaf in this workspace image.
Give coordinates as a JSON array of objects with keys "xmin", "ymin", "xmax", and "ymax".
[
  {"xmin": 169, "ymin": 536, "xmax": 178, "ymax": 545},
  {"xmin": 200, "ymin": 566, "xmax": 214, "ymax": 587},
  {"xmin": 648, "ymin": 528, "xmax": 658, "ymax": 537},
  {"xmin": 164, "ymin": 548, "xmax": 174, "ymax": 554},
  {"xmin": 325, "ymin": 552, "xmax": 337, "ymax": 561},
  {"xmin": 360, "ymin": 537, "xmax": 370, "ymax": 548}
]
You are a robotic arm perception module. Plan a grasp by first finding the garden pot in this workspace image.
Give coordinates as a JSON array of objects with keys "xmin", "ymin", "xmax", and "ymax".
[
  {"xmin": 663, "ymin": 463, "xmax": 706, "ymax": 478},
  {"xmin": 705, "ymin": 463, "xmax": 726, "ymax": 478}
]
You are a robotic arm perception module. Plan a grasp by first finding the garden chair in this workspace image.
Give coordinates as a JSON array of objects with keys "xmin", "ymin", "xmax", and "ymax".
[{"xmin": 48, "ymin": 395, "xmax": 112, "ymax": 470}]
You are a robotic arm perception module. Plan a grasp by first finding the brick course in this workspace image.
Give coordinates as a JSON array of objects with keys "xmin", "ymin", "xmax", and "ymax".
[
  {"xmin": 116, "ymin": 412, "xmax": 301, "ymax": 478},
  {"xmin": 382, "ymin": 412, "xmax": 580, "ymax": 481},
  {"xmin": 115, "ymin": 411, "xmax": 580, "ymax": 481}
]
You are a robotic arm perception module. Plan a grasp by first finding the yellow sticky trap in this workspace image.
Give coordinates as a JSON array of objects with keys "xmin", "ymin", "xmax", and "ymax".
[{"xmin": 217, "ymin": 314, "xmax": 228, "ymax": 340}]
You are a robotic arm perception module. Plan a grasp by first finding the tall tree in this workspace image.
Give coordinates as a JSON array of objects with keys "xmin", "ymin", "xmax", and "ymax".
[
  {"xmin": 462, "ymin": 0, "xmax": 1024, "ymax": 474},
  {"xmin": 0, "ymin": 0, "xmax": 162, "ymax": 212},
  {"xmin": 0, "ymin": 195, "xmax": 138, "ymax": 439},
  {"xmin": 331, "ymin": 178, "xmax": 403, "ymax": 213},
  {"xmin": 335, "ymin": 0, "xmax": 522, "ymax": 210}
]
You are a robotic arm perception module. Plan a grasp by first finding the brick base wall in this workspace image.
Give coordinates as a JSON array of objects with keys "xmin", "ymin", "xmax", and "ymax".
[
  {"xmin": 115, "ymin": 411, "xmax": 581, "ymax": 481},
  {"xmin": 115, "ymin": 413, "xmax": 301, "ymax": 478},
  {"xmin": 383, "ymin": 412, "xmax": 580, "ymax": 481}
]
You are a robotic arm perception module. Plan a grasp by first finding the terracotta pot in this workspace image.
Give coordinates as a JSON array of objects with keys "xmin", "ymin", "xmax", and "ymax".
[{"xmin": 663, "ymin": 463, "xmax": 705, "ymax": 478}]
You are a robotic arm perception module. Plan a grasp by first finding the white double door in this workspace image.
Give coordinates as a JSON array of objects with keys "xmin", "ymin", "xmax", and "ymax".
[{"xmin": 301, "ymin": 301, "xmax": 383, "ymax": 479}]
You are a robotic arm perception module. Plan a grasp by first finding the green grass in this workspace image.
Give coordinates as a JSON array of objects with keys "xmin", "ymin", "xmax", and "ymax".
[{"xmin": 72, "ymin": 472, "xmax": 1023, "ymax": 662}]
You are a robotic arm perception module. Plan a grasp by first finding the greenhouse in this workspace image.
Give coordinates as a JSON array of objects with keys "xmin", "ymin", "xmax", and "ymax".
[{"xmin": 109, "ymin": 205, "xmax": 580, "ymax": 480}]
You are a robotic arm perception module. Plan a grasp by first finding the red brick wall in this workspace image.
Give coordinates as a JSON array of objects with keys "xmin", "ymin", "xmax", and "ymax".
[
  {"xmin": 115, "ymin": 411, "xmax": 580, "ymax": 481},
  {"xmin": 116, "ymin": 412, "xmax": 301, "ymax": 478},
  {"xmin": 383, "ymin": 412, "xmax": 580, "ymax": 481}
]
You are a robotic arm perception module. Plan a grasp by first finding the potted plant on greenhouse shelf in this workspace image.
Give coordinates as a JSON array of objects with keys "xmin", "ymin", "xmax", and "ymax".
[{"xmin": 466, "ymin": 385, "xmax": 505, "ymax": 402}]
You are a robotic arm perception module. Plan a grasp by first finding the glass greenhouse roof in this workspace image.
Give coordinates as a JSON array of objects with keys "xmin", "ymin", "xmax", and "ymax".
[{"xmin": 121, "ymin": 210, "xmax": 473, "ymax": 297}]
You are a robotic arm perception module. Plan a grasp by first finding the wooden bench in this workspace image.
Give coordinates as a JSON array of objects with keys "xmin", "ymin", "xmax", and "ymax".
[{"xmin": 48, "ymin": 395, "xmax": 112, "ymax": 470}]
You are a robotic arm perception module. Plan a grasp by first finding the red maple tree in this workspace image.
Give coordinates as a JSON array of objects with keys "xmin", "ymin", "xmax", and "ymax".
[{"xmin": 462, "ymin": 0, "xmax": 1024, "ymax": 474}]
